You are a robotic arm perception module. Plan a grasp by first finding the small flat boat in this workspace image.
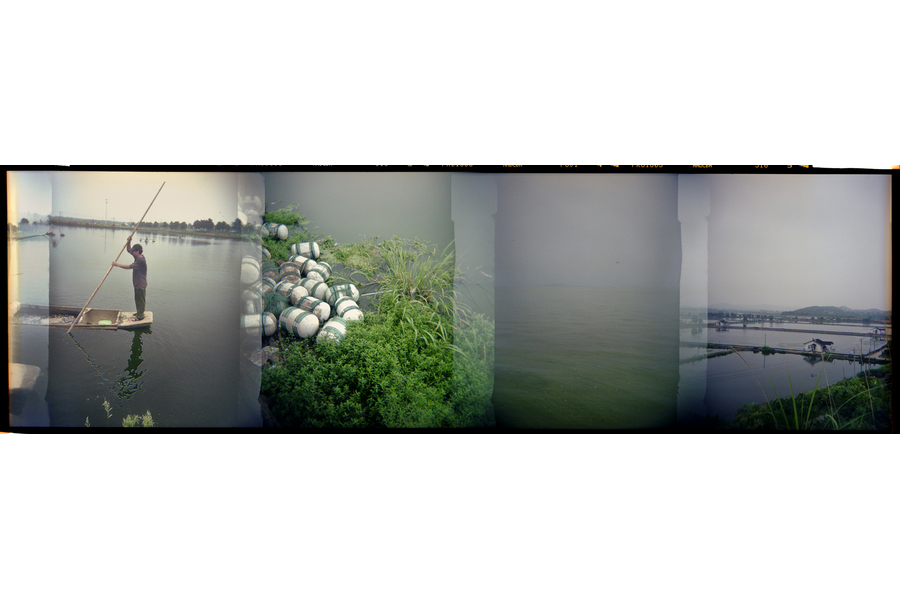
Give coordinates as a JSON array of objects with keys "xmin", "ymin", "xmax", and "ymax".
[{"xmin": 9, "ymin": 303, "xmax": 153, "ymax": 330}]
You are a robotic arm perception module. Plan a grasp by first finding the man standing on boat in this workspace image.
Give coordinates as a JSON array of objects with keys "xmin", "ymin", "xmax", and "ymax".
[{"xmin": 112, "ymin": 236, "xmax": 147, "ymax": 321}]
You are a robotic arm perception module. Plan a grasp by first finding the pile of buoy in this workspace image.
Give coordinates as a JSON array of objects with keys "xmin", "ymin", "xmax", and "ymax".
[{"xmin": 241, "ymin": 240, "xmax": 365, "ymax": 345}]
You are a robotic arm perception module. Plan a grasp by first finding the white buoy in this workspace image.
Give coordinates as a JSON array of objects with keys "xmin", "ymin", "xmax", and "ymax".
[
  {"xmin": 334, "ymin": 297, "xmax": 364, "ymax": 321},
  {"xmin": 300, "ymin": 278, "xmax": 329, "ymax": 301},
  {"xmin": 317, "ymin": 316, "xmax": 349, "ymax": 343},
  {"xmin": 279, "ymin": 307, "xmax": 319, "ymax": 338},
  {"xmin": 290, "ymin": 241, "xmax": 320, "ymax": 259},
  {"xmin": 297, "ymin": 296, "xmax": 331, "ymax": 323},
  {"xmin": 278, "ymin": 262, "xmax": 302, "ymax": 280},
  {"xmin": 326, "ymin": 283, "xmax": 360, "ymax": 305},
  {"xmin": 275, "ymin": 281, "xmax": 310, "ymax": 305},
  {"xmin": 262, "ymin": 311, "xmax": 278, "ymax": 336},
  {"xmin": 242, "ymin": 289, "xmax": 264, "ymax": 315},
  {"xmin": 240, "ymin": 256, "xmax": 260, "ymax": 285},
  {"xmin": 306, "ymin": 263, "xmax": 331, "ymax": 282},
  {"xmin": 241, "ymin": 314, "xmax": 262, "ymax": 338},
  {"xmin": 261, "ymin": 277, "xmax": 277, "ymax": 295}
]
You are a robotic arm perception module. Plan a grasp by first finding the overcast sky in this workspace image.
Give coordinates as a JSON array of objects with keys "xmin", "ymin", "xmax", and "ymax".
[
  {"xmin": 9, "ymin": 171, "xmax": 241, "ymax": 225},
  {"xmin": 707, "ymin": 174, "xmax": 891, "ymax": 311},
  {"xmin": 495, "ymin": 174, "xmax": 681, "ymax": 289}
]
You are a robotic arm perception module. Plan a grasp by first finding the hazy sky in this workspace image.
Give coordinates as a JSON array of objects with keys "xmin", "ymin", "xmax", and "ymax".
[
  {"xmin": 707, "ymin": 174, "xmax": 891, "ymax": 311},
  {"xmin": 495, "ymin": 174, "xmax": 681, "ymax": 289},
  {"xmin": 9, "ymin": 171, "xmax": 241, "ymax": 225}
]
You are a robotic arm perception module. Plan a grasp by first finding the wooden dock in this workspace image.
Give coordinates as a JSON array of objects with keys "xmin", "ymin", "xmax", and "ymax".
[{"xmin": 698, "ymin": 342, "xmax": 889, "ymax": 364}]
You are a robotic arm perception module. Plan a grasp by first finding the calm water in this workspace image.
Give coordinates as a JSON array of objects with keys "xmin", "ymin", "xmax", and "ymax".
[
  {"xmin": 492, "ymin": 286, "xmax": 680, "ymax": 429},
  {"xmin": 9, "ymin": 225, "xmax": 262, "ymax": 428},
  {"xmin": 678, "ymin": 325, "xmax": 886, "ymax": 423}
]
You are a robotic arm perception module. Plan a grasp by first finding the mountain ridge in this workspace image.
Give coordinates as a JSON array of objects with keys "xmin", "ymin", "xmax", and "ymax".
[{"xmin": 780, "ymin": 305, "xmax": 890, "ymax": 319}]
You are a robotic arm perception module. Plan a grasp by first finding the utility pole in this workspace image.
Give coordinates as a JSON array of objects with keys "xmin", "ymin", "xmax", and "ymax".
[{"xmin": 105, "ymin": 199, "xmax": 108, "ymax": 226}]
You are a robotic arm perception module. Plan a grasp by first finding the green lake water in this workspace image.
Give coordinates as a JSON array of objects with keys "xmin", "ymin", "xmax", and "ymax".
[{"xmin": 491, "ymin": 286, "xmax": 680, "ymax": 429}]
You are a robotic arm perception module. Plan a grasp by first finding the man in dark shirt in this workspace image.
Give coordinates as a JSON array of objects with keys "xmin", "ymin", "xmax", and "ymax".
[{"xmin": 113, "ymin": 236, "xmax": 148, "ymax": 320}]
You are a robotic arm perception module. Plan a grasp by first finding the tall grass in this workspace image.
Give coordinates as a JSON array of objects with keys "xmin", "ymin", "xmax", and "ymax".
[
  {"xmin": 327, "ymin": 236, "xmax": 484, "ymax": 335},
  {"xmin": 731, "ymin": 350, "xmax": 888, "ymax": 430}
]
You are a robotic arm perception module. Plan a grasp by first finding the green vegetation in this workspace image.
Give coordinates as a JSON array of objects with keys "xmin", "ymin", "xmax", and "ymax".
[
  {"xmin": 326, "ymin": 236, "xmax": 482, "ymax": 333},
  {"xmin": 261, "ymin": 209, "xmax": 334, "ymax": 263},
  {"xmin": 261, "ymin": 229, "xmax": 494, "ymax": 428},
  {"xmin": 123, "ymin": 411, "xmax": 156, "ymax": 427},
  {"xmin": 263, "ymin": 210, "xmax": 301, "ymax": 227},
  {"xmin": 262, "ymin": 294, "xmax": 494, "ymax": 428},
  {"xmin": 84, "ymin": 400, "xmax": 156, "ymax": 428},
  {"xmin": 726, "ymin": 366, "xmax": 891, "ymax": 431}
]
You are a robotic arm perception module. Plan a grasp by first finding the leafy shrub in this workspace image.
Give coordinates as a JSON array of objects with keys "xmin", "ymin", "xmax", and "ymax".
[
  {"xmin": 262, "ymin": 294, "xmax": 493, "ymax": 428},
  {"xmin": 263, "ymin": 209, "xmax": 300, "ymax": 226}
]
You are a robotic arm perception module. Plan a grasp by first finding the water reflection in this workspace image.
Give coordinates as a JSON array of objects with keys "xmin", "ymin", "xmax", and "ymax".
[
  {"xmin": 69, "ymin": 329, "xmax": 150, "ymax": 403},
  {"xmin": 115, "ymin": 329, "xmax": 150, "ymax": 400}
]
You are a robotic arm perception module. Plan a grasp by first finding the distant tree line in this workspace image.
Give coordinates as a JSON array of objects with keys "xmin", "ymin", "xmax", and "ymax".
[{"xmin": 41, "ymin": 215, "xmax": 251, "ymax": 234}]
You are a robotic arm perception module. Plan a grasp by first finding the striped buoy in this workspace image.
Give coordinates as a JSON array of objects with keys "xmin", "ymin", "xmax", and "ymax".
[
  {"xmin": 263, "ymin": 222, "xmax": 289, "ymax": 240},
  {"xmin": 279, "ymin": 307, "xmax": 320, "ymax": 339},
  {"xmin": 333, "ymin": 297, "xmax": 364, "ymax": 321},
  {"xmin": 261, "ymin": 277, "xmax": 277, "ymax": 295},
  {"xmin": 326, "ymin": 283, "xmax": 360, "ymax": 305},
  {"xmin": 240, "ymin": 256, "xmax": 260, "ymax": 285},
  {"xmin": 242, "ymin": 312, "xmax": 277, "ymax": 337},
  {"xmin": 279, "ymin": 274, "xmax": 302, "ymax": 285},
  {"xmin": 261, "ymin": 311, "xmax": 278, "ymax": 337},
  {"xmin": 275, "ymin": 281, "xmax": 310, "ymax": 305},
  {"xmin": 300, "ymin": 278, "xmax": 329, "ymax": 301},
  {"xmin": 317, "ymin": 316, "xmax": 349, "ymax": 343},
  {"xmin": 288, "ymin": 255, "xmax": 316, "ymax": 274},
  {"xmin": 296, "ymin": 296, "xmax": 331, "ymax": 323},
  {"xmin": 301, "ymin": 259, "xmax": 318, "ymax": 276},
  {"xmin": 278, "ymin": 262, "xmax": 302, "ymax": 279},
  {"xmin": 241, "ymin": 314, "xmax": 262, "ymax": 337},
  {"xmin": 242, "ymin": 289, "xmax": 264, "ymax": 315},
  {"xmin": 306, "ymin": 262, "xmax": 331, "ymax": 282},
  {"xmin": 290, "ymin": 241, "xmax": 320, "ymax": 260}
]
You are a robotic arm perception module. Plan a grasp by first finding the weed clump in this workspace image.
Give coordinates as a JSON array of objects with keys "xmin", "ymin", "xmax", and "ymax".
[
  {"xmin": 727, "ymin": 365, "xmax": 891, "ymax": 431},
  {"xmin": 262, "ymin": 294, "xmax": 494, "ymax": 428}
]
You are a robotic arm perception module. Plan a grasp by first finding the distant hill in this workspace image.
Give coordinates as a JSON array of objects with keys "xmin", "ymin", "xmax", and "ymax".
[
  {"xmin": 780, "ymin": 306, "xmax": 890, "ymax": 320},
  {"xmin": 708, "ymin": 302, "xmax": 799, "ymax": 313}
]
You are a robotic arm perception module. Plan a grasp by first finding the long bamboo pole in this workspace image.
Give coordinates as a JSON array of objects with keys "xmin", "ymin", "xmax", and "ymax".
[{"xmin": 67, "ymin": 181, "xmax": 166, "ymax": 334}]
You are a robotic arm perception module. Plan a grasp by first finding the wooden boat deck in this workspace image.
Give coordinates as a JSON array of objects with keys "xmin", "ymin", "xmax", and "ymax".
[{"xmin": 9, "ymin": 303, "xmax": 153, "ymax": 330}]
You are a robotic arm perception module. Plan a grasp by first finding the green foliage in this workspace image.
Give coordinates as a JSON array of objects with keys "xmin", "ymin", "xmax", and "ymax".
[
  {"xmin": 326, "ymin": 236, "xmax": 480, "ymax": 339},
  {"xmin": 727, "ymin": 367, "xmax": 891, "ymax": 431},
  {"xmin": 123, "ymin": 411, "xmax": 155, "ymax": 428},
  {"xmin": 261, "ymin": 209, "xmax": 319, "ymax": 263},
  {"xmin": 263, "ymin": 210, "xmax": 300, "ymax": 226},
  {"xmin": 761, "ymin": 346, "xmax": 776, "ymax": 355},
  {"xmin": 262, "ymin": 294, "xmax": 494, "ymax": 428}
]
